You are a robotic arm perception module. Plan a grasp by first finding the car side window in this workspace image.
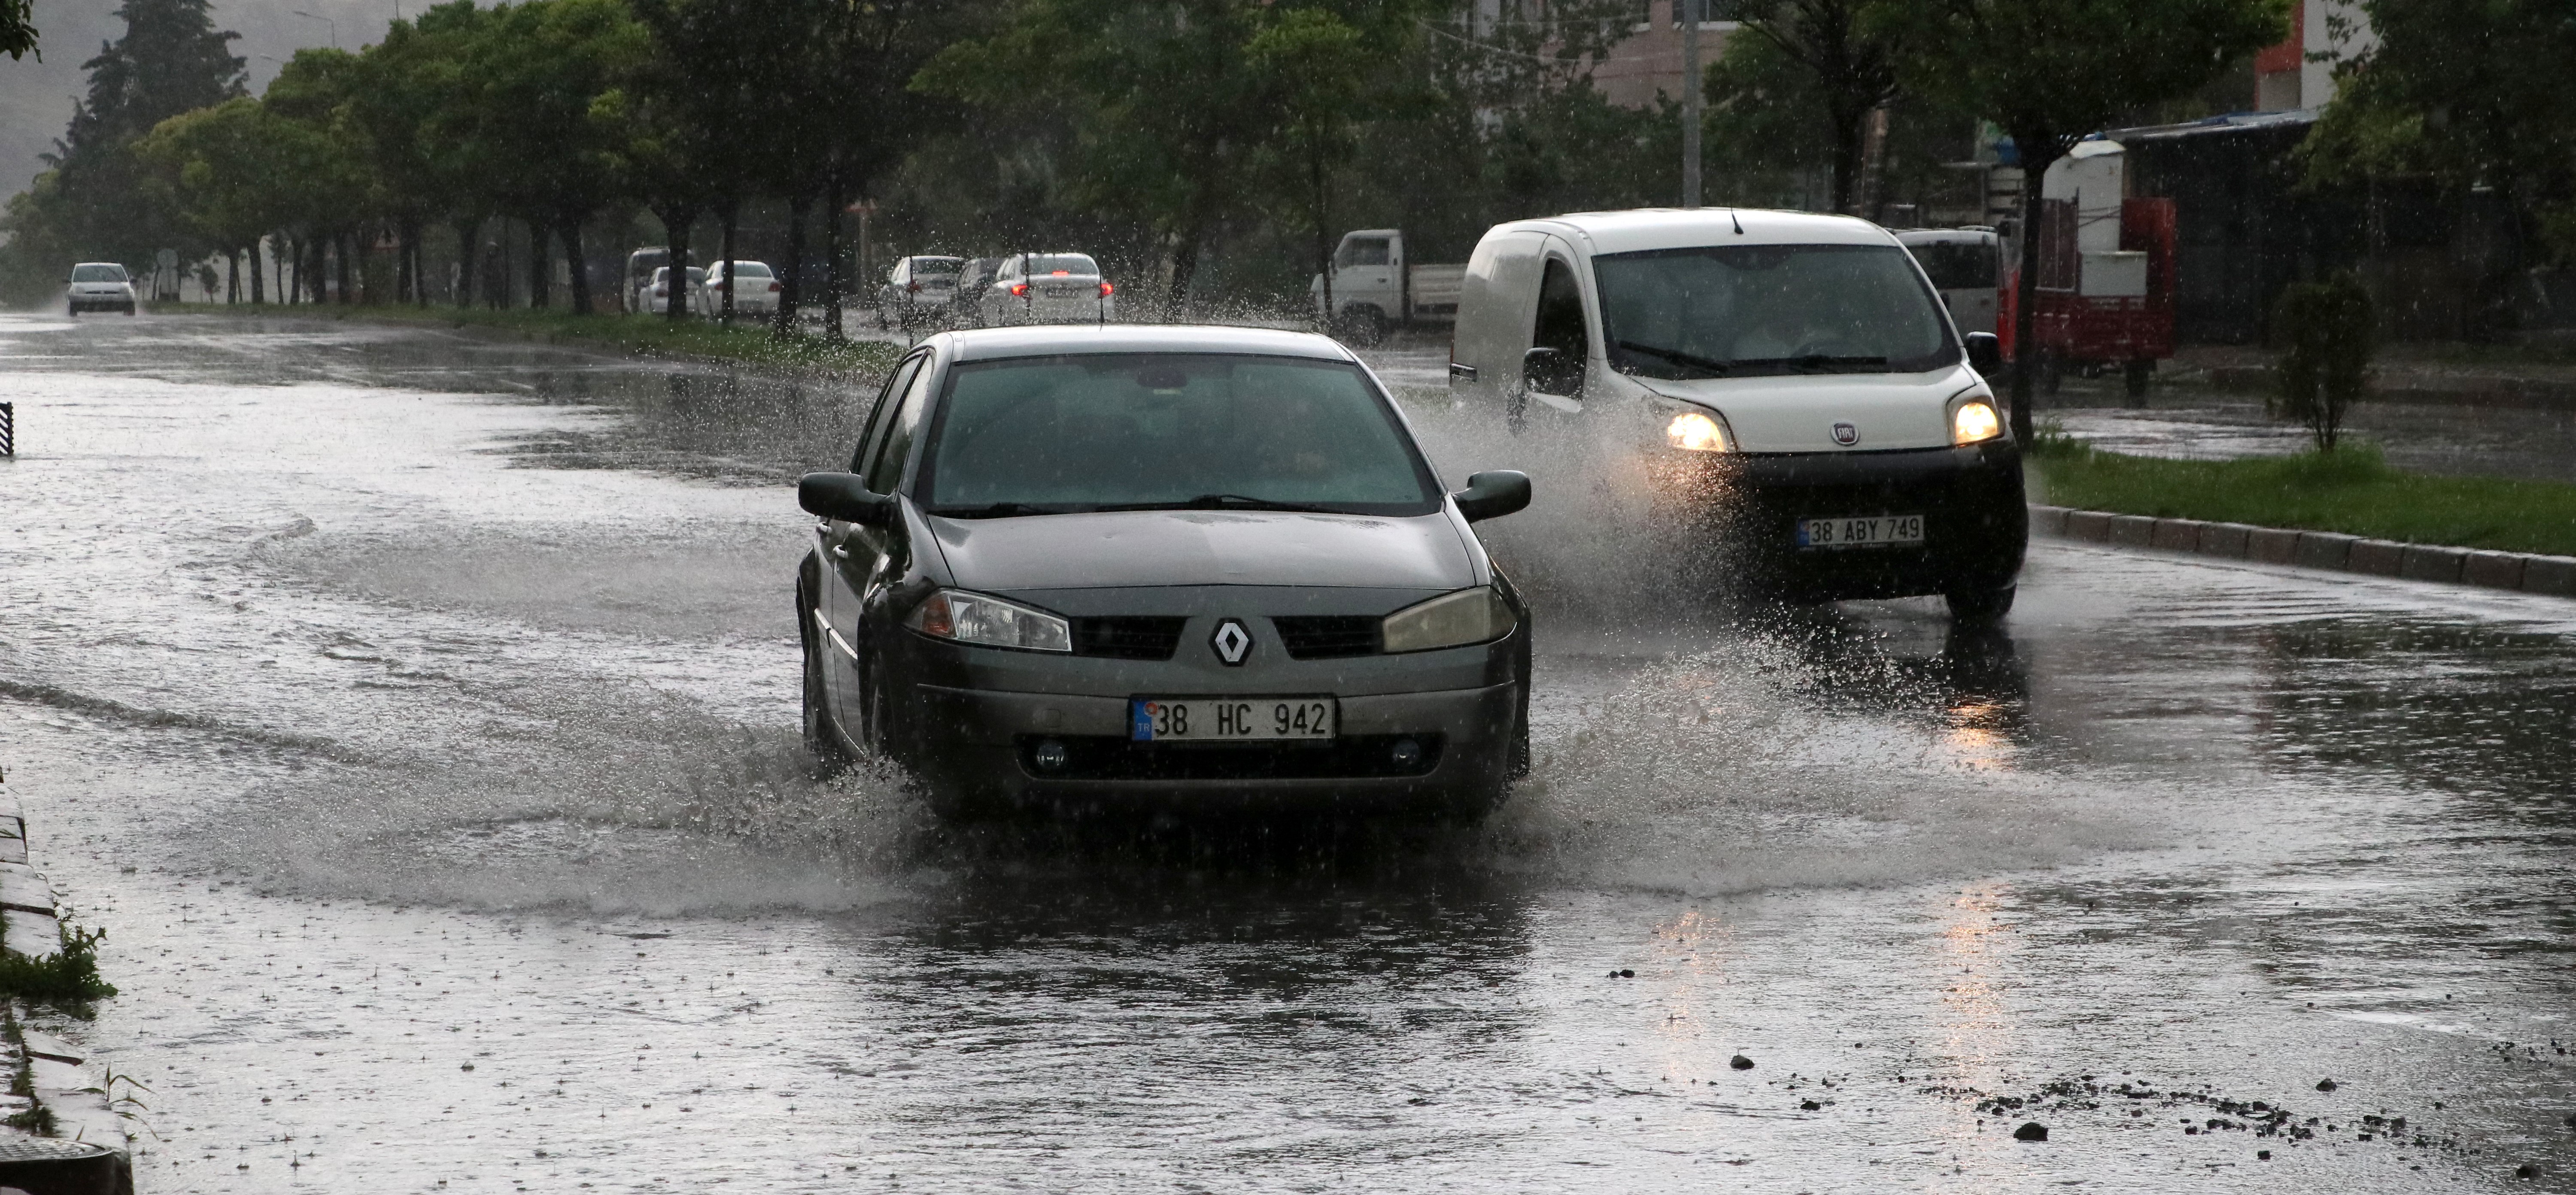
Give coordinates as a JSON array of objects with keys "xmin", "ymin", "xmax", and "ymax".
[
  {"xmin": 1535, "ymin": 258, "xmax": 1589, "ymax": 363},
  {"xmin": 864, "ymin": 358, "xmax": 936, "ymax": 494},
  {"xmin": 851, "ymin": 355, "xmax": 926, "ymax": 474}
]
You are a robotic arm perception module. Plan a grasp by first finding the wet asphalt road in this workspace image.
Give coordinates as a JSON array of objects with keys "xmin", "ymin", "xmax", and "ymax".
[{"xmin": 1, "ymin": 313, "xmax": 2572, "ymax": 1193}]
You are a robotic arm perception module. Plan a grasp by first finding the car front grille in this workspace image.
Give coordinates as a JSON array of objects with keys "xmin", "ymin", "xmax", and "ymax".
[
  {"xmin": 1272, "ymin": 616, "xmax": 1379, "ymax": 660},
  {"xmin": 1073, "ymin": 616, "xmax": 1188, "ymax": 660}
]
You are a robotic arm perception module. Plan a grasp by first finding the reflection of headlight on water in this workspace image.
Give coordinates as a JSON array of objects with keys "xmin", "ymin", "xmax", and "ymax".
[{"xmin": 1666, "ymin": 411, "xmax": 1729, "ymax": 452}]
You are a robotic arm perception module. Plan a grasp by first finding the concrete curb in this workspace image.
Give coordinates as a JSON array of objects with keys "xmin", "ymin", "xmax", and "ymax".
[
  {"xmin": 2031, "ymin": 504, "xmax": 2576, "ymax": 598},
  {"xmin": 0, "ymin": 782, "xmax": 134, "ymax": 1188}
]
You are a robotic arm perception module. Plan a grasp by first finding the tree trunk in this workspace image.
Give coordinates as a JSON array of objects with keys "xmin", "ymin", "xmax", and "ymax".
[
  {"xmin": 338, "ymin": 231, "xmax": 355, "ymax": 306},
  {"xmin": 1169, "ymin": 228, "xmax": 1204, "ymax": 315},
  {"xmin": 1830, "ymin": 104, "xmax": 1864, "ymax": 216},
  {"xmin": 453, "ymin": 217, "xmax": 480, "ymax": 308},
  {"xmin": 226, "ymin": 249, "xmax": 239, "ymax": 304},
  {"xmin": 249, "ymin": 238, "xmax": 266, "ymax": 304},
  {"xmin": 2008, "ymin": 140, "xmax": 2062, "ymax": 445},
  {"xmin": 559, "ymin": 214, "xmax": 592, "ymax": 316},
  {"xmin": 659, "ymin": 205, "xmax": 696, "ymax": 320},
  {"xmin": 822, "ymin": 184, "xmax": 846, "ymax": 343},
  {"xmin": 717, "ymin": 201, "xmax": 738, "ymax": 325},
  {"xmin": 773, "ymin": 192, "xmax": 810, "ymax": 338},
  {"xmin": 309, "ymin": 235, "xmax": 326, "ymax": 303},
  {"xmin": 1312, "ymin": 143, "xmax": 1333, "ymax": 332},
  {"xmin": 528, "ymin": 221, "xmax": 552, "ymax": 310},
  {"xmin": 396, "ymin": 222, "xmax": 415, "ymax": 305}
]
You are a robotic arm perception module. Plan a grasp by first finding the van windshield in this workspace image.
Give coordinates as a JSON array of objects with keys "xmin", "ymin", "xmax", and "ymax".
[
  {"xmin": 920, "ymin": 353, "xmax": 1440, "ymax": 517},
  {"xmin": 1596, "ymin": 244, "xmax": 1957, "ymax": 379},
  {"xmin": 71, "ymin": 264, "xmax": 126, "ymax": 282}
]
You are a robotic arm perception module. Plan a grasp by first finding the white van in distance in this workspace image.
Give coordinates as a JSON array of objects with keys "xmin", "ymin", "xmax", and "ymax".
[{"xmin": 1449, "ymin": 209, "xmax": 2026, "ymax": 621}]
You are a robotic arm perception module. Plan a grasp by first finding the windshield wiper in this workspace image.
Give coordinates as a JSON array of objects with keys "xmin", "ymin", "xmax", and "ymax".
[
  {"xmin": 1729, "ymin": 354, "xmax": 1891, "ymax": 373},
  {"xmin": 1616, "ymin": 340, "xmax": 1732, "ymax": 376},
  {"xmin": 927, "ymin": 501, "xmax": 1068, "ymax": 519},
  {"xmin": 1099, "ymin": 493, "xmax": 1344, "ymax": 514}
]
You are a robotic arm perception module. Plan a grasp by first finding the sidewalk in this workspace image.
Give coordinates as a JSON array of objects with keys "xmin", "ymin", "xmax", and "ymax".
[
  {"xmin": 2164, "ymin": 342, "xmax": 2576, "ymax": 411},
  {"xmin": 2032, "ymin": 503, "xmax": 2576, "ymax": 597}
]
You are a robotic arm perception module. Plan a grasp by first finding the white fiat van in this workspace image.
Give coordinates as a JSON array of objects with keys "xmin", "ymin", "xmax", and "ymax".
[{"xmin": 1448, "ymin": 209, "xmax": 2025, "ymax": 620}]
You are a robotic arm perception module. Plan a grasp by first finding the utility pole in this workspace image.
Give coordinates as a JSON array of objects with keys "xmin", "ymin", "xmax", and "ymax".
[{"xmin": 1680, "ymin": 0, "xmax": 1701, "ymax": 209}]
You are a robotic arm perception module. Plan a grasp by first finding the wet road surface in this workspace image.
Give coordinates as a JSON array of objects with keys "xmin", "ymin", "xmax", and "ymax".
[{"xmin": 1, "ymin": 313, "xmax": 2572, "ymax": 1192}]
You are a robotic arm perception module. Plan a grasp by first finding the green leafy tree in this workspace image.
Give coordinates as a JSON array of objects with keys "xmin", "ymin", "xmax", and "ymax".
[
  {"xmin": 2271, "ymin": 273, "xmax": 2374, "ymax": 452},
  {"xmin": 1884, "ymin": 0, "xmax": 2289, "ymax": 442},
  {"xmin": 1, "ymin": 0, "xmax": 36, "ymax": 60},
  {"xmin": 1246, "ymin": 6, "xmax": 1407, "ymax": 328},
  {"xmin": 1728, "ymin": 0, "xmax": 1901, "ymax": 215},
  {"xmin": 2301, "ymin": 0, "xmax": 2576, "ymax": 327}
]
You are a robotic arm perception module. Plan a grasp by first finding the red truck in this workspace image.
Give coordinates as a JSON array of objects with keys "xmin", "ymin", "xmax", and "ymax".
[{"xmin": 1998, "ymin": 140, "xmax": 2178, "ymax": 400}]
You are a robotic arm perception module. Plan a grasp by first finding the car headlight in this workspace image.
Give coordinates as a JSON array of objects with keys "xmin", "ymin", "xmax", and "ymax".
[
  {"xmin": 1381, "ymin": 585, "xmax": 1516, "ymax": 653},
  {"xmin": 907, "ymin": 589, "xmax": 1071, "ymax": 652},
  {"xmin": 1952, "ymin": 400, "xmax": 2002, "ymax": 446},
  {"xmin": 1666, "ymin": 409, "xmax": 1732, "ymax": 452}
]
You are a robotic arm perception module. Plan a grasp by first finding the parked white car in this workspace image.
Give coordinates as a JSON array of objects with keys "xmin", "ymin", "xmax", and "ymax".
[
  {"xmin": 878, "ymin": 255, "xmax": 963, "ymax": 328},
  {"xmin": 1449, "ymin": 208, "xmax": 2026, "ymax": 622},
  {"xmin": 67, "ymin": 262, "xmax": 137, "ymax": 315},
  {"xmin": 693, "ymin": 260, "xmax": 780, "ymax": 317},
  {"xmin": 637, "ymin": 265, "xmax": 705, "ymax": 316},
  {"xmin": 978, "ymin": 253, "xmax": 1115, "ymax": 326}
]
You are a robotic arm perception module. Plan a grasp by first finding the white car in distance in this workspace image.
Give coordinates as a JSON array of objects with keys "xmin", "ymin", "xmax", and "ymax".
[
  {"xmin": 638, "ymin": 265, "xmax": 706, "ymax": 316},
  {"xmin": 979, "ymin": 253, "xmax": 1115, "ymax": 326},
  {"xmin": 880, "ymin": 255, "xmax": 963, "ymax": 328},
  {"xmin": 693, "ymin": 260, "xmax": 780, "ymax": 317},
  {"xmin": 67, "ymin": 262, "xmax": 137, "ymax": 315}
]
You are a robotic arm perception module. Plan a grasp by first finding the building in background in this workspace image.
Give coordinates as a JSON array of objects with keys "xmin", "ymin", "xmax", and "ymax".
[{"xmin": 2254, "ymin": 0, "xmax": 2379, "ymax": 112}]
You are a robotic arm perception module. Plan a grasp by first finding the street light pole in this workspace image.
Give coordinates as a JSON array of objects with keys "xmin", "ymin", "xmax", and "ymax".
[
  {"xmin": 1680, "ymin": 0, "xmax": 1701, "ymax": 209},
  {"xmin": 291, "ymin": 9, "xmax": 337, "ymax": 49}
]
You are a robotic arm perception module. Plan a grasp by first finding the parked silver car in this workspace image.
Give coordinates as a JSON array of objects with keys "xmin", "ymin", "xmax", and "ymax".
[
  {"xmin": 878, "ymin": 255, "xmax": 963, "ymax": 329},
  {"xmin": 693, "ymin": 260, "xmax": 780, "ymax": 317},
  {"xmin": 978, "ymin": 253, "xmax": 1115, "ymax": 326}
]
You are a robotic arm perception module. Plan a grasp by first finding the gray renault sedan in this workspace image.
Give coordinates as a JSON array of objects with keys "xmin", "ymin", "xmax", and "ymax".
[{"xmin": 795, "ymin": 325, "xmax": 1534, "ymax": 820}]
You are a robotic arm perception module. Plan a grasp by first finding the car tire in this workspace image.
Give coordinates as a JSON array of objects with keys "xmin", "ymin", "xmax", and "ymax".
[
  {"xmin": 123, "ymin": 304, "xmax": 136, "ymax": 316},
  {"xmin": 799, "ymin": 594, "xmax": 853, "ymax": 776},
  {"xmin": 1944, "ymin": 583, "xmax": 2016, "ymax": 625}
]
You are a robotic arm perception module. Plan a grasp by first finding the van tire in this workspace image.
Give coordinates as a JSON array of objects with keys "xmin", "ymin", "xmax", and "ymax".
[{"xmin": 1944, "ymin": 583, "xmax": 2016, "ymax": 625}]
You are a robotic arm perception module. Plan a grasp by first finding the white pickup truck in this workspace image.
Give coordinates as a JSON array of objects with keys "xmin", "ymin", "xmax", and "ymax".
[{"xmin": 1309, "ymin": 229, "xmax": 1464, "ymax": 342}]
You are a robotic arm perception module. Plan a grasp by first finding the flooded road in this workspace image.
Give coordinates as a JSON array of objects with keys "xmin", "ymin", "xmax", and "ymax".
[{"xmin": 1, "ymin": 314, "xmax": 2571, "ymax": 1193}]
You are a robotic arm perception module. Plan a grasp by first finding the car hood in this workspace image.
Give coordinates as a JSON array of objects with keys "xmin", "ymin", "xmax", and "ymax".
[
  {"xmin": 1634, "ymin": 366, "xmax": 1982, "ymax": 453},
  {"xmin": 926, "ymin": 509, "xmax": 1476, "ymax": 591}
]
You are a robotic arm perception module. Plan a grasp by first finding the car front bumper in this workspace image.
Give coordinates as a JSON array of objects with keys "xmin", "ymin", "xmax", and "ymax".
[{"xmin": 1655, "ymin": 440, "xmax": 2028, "ymax": 600}]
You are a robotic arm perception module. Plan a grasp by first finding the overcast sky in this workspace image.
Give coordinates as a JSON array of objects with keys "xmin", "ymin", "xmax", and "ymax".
[{"xmin": 0, "ymin": 0, "xmax": 404, "ymax": 204}]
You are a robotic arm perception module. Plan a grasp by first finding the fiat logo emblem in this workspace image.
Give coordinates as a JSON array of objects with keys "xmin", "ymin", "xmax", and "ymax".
[
  {"xmin": 1832, "ymin": 422, "xmax": 1859, "ymax": 446},
  {"xmin": 1210, "ymin": 619, "xmax": 1253, "ymax": 666}
]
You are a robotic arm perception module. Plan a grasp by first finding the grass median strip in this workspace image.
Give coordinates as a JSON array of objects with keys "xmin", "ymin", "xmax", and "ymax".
[
  {"xmin": 2029, "ymin": 435, "xmax": 2576, "ymax": 558},
  {"xmin": 161, "ymin": 303, "xmax": 904, "ymax": 376}
]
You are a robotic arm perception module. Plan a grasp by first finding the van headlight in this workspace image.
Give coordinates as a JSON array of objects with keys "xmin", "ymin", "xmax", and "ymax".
[
  {"xmin": 1381, "ymin": 585, "xmax": 1516, "ymax": 653},
  {"xmin": 1666, "ymin": 409, "xmax": 1732, "ymax": 452},
  {"xmin": 1952, "ymin": 400, "xmax": 2003, "ymax": 446},
  {"xmin": 907, "ymin": 589, "xmax": 1072, "ymax": 652}
]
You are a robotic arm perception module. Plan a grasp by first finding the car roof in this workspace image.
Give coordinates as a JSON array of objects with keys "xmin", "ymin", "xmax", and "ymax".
[
  {"xmin": 1894, "ymin": 228, "xmax": 1999, "ymax": 245},
  {"xmin": 1502, "ymin": 208, "xmax": 1900, "ymax": 255},
  {"xmin": 73, "ymin": 261, "xmax": 125, "ymax": 268},
  {"xmin": 936, "ymin": 324, "xmax": 1357, "ymax": 364}
]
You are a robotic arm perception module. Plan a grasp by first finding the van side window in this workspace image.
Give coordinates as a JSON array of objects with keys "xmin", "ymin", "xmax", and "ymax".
[
  {"xmin": 852, "ymin": 355, "xmax": 926, "ymax": 474},
  {"xmin": 1534, "ymin": 258, "xmax": 1589, "ymax": 364},
  {"xmin": 1338, "ymin": 237, "xmax": 1391, "ymax": 267},
  {"xmin": 865, "ymin": 360, "xmax": 936, "ymax": 494}
]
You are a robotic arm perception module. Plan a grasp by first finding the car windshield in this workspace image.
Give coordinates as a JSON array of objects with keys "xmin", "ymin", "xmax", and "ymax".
[
  {"xmin": 911, "ymin": 258, "xmax": 960, "ymax": 275},
  {"xmin": 920, "ymin": 352, "xmax": 1440, "ymax": 517},
  {"xmin": 1904, "ymin": 240, "xmax": 1999, "ymax": 291},
  {"xmin": 726, "ymin": 262, "xmax": 772, "ymax": 278},
  {"xmin": 1596, "ymin": 243, "xmax": 1957, "ymax": 379},
  {"xmin": 71, "ymin": 264, "xmax": 125, "ymax": 282},
  {"xmin": 1026, "ymin": 254, "xmax": 1097, "ymax": 276}
]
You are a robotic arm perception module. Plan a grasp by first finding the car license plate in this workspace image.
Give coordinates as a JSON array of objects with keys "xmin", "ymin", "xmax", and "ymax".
[
  {"xmin": 1130, "ymin": 697, "xmax": 1337, "ymax": 742},
  {"xmin": 1795, "ymin": 514, "xmax": 1925, "ymax": 549}
]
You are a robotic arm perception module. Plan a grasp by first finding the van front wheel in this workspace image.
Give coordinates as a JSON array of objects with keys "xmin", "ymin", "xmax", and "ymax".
[{"xmin": 1944, "ymin": 584, "xmax": 2016, "ymax": 625}]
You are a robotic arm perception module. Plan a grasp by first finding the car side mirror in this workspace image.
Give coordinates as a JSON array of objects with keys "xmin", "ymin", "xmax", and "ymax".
[
  {"xmin": 1452, "ymin": 469, "xmax": 1532, "ymax": 523},
  {"xmin": 1964, "ymin": 332, "xmax": 2002, "ymax": 377},
  {"xmin": 1522, "ymin": 347, "xmax": 1581, "ymax": 397},
  {"xmin": 798, "ymin": 471, "xmax": 895, "ymax": 528}
]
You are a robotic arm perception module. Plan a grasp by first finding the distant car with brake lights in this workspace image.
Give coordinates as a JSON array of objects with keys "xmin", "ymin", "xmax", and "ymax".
[
  {"xmin": 794, "ymin": 324, "xmax": 1532, "ymax": 819},
  {"xmin": 1449, "ymin": 208, "xmax": 2025, "ymax": 622},
  {"xmin": 978, "ymin": 253, "xmax": 1115, "ymax": 326},
  {"xmin": 693, "ymin": 260, "xmax": 780, "ymax": 316},
  {"xmin": 879, "ymin": 255, "xmax": 963, "ymax": 328}
]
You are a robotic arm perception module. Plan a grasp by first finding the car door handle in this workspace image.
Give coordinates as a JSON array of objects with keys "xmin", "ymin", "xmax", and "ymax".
[{"xmin": 830, "ymin": 545, "xmax": 849, "ymax": 559}]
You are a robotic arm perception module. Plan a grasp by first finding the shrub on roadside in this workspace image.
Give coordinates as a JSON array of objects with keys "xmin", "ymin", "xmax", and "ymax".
[
  {"xmin": 0, "ymin": 925, "xmax": 117, "ymax": 1003},
  {"xmin": 2272, "ymin": 274, "xmax": 2376, "ymax": 452}
]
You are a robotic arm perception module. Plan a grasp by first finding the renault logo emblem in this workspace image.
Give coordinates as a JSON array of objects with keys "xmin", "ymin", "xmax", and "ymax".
[
  {"xmin": 1210, "ymin": 619, "xmax": 1253, "ymax": 666},
  {"xmin": 1832, "ymin": 422, "xmax": 1860, "ymax": 446}
]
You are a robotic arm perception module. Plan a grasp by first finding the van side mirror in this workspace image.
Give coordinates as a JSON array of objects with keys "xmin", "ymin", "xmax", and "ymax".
[
  {"xmin": 799, "ymin": 472, "xmax": 895, "ymax": 528},
  {"xmin": 1964, "ymin": 332, "xmax": 2002, "ymax": 377},
  {"xmin": 1522, "ymin": 347, "xmax": 1581, "ymax": 397},
  {"xmin": 1452, "ymin": 469, "xmax": 1532, "ymax": 523}
]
